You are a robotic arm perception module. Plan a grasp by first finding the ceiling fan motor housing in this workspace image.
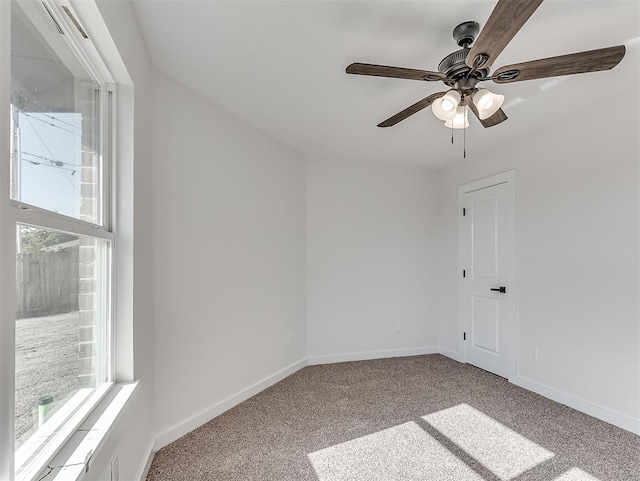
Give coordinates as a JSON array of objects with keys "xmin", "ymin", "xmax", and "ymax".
[
  {"xmin": 438, "ymin": 21, "xmax": 488, "ymax": 80},
  {"xmin": 438, "ymin": 48, "xmax": 488, "ymax": 80}
]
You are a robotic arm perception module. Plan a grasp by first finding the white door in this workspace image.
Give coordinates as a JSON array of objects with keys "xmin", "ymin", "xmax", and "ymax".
[{"xmin": 461, "ymin": 176, "xmax": 515, "ymax": 378}]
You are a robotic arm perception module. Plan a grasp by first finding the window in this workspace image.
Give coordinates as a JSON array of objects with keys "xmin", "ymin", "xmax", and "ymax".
[{"xmin": 5, "ymin": 1, "xmax": 116, "ymax": 479}]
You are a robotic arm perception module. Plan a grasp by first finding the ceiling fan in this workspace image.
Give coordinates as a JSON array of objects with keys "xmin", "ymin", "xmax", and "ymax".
[{"xmin": 346, "ymin": 0, "xmax": 626, "ymax": 130}]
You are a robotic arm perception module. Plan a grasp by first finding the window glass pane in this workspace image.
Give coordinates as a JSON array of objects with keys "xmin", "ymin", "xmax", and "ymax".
[
  {"xmin": 10, "ymin": 0, "xmax": 101, "ymax": 224},
  {"xmin": 15, "ymin": 225, "xmax": 110, "ymax": 470}
]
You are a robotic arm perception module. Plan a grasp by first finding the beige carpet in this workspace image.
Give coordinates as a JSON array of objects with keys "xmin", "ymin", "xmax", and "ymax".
[{"xmin": 146, "ymin": 355, "xmax": 639, "ymax": 480}]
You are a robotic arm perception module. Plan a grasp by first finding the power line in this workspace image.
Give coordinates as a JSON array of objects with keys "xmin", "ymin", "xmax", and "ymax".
[
  {"xmin": 20, "ymin": 111, "xmax": 81, "ymax": 136},
  {"xmin": 17, "ymin": 108, "xmax": 82, "ymax": 131},
  {"xmin": 21, "ymin": 157, "xmax": 77, "ymax": 175},
  {"xmin": 22, "ymin": 116, "xmax": 81, "ymax": 195},
  {"xmin": 38, "ymin": 112, "xmax": 81, "ymax": 130},
  {"xmin": 22, "ymin": 151, "xmax": 82, "ymax": 168}
]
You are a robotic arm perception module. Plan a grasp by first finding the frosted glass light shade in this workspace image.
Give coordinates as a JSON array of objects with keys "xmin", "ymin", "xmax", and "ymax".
[
  {"xmin": 473, "ymin": 89, "xmax": 504, "ymax": 120},
  {"xmin": 444, "ymin": 106, "xmax": 469, "ymax": 129},
  {"xmin": 432, "ymin": 90, "xmax": 462, "ymax": 121}
]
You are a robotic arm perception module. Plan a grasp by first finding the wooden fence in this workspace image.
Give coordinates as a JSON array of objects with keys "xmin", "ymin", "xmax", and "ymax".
[{"xmin": 16, "ymin": 247, "xmax": 79, "ymax": 319}]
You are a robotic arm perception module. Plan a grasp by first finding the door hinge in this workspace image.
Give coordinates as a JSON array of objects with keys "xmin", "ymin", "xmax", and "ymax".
[
  {"xmin": 463, "ymin": 332, "xmax": 466, "ymax": 341},
  {"xmin": 462, "ymin": 269, "xmax": 466, "ymax": 278},
  {"xmin": 462, "ymin": 208, "xmax": 466, "ymax": 216}
]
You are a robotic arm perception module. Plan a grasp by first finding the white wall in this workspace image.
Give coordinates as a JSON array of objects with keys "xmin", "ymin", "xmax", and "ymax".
[
  {"xmin": 436, "ymin": 62, "xmax": 640, "ymax": 431},
  {"xmin": 80, "ymin": 7, "xmax": 638, "ymax": 479},
  {"xmin": 307, "ymin": 159, "xmax": 439, "ymax": 361},
  {"xmin": 151, "ymin": 71, "xmax": 307, "ymax": 445}
]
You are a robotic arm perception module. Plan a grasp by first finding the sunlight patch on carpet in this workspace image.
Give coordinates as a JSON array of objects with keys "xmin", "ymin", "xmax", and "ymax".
[
  {"xmin": 553, "ymin": 467, "xmax": 602, "ymax": 480},
  {"xmin": 423, "ymin": 403, "xmax": 555, "ymax": 480},
  {"xmin": 308, "ymin": 421, "xmax": 484, "ymax": 481}
]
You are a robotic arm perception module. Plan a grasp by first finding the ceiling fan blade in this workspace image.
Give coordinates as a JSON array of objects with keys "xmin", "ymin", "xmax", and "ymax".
[
  {"xmin": 466, "ymin": 97, "xmax": 508, "ymax": 127},
  {"xmin": 378, "ymin": 92, "xmax": 446, "ymax": 128},
  {"xmin": 479, "ymin": 108, "xmax": 508, "ymax": 127},
  {"xmin": 466, "ymin": 0, "xmax": 544, "ymax": 70},
  {"xmin": 346, "ymin": 63, "xmax": 446, "ymax": 82},
  {"xmin": 492, "ymin": 45, "xmax": 626, "ymax": 84}
]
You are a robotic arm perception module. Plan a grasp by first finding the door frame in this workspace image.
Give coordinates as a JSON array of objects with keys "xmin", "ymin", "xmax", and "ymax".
[{"xmin": 458, "ymin": 170, "xmax": 517, "ymax": 380}]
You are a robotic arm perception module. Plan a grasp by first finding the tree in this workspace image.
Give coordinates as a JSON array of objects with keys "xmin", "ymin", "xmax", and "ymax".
[{"xmin": 20, "ymin": 227, "xmax": 71, "ymax": 254}]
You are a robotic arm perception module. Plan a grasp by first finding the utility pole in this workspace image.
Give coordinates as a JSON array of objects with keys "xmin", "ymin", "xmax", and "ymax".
[{"xmin": 10, "ymin": 104, "xmax": 21, "ymax": 201}]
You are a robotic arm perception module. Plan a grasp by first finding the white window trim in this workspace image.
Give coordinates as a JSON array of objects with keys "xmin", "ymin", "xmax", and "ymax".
[
  {"xmin": 35, "ymin": 382, "xmax": 138, "ymax": 481},
  {"xmin": 1, "ymin": 0, "xmax": 19, "ymax": 478},
  {"xmin": 15, "ymin": 384, "xmax": 112, "ymax": 481},
  {"xmin": 12, "ymin": 204, "xmax": 114, "ymax": 242},
  {"xmin": 0, "ymin": 1, "xmax": 134, "ymax": 479}
]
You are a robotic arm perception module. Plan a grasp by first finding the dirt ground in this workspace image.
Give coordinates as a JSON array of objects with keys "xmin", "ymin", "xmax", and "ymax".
[{"xmin": 15, "ymin": 311, "xmax": 80, "ymax": 449}]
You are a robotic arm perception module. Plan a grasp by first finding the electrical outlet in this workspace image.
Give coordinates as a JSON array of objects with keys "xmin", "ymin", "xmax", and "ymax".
[
  {"xmin": 111, "ymin": 454, "xmax": 119, "ymax": 481},
  {"xmin": 531, "ymin": 346, "xmax": 538, "ymax": 361},
  {"xmin": 394, "ymin": 322, "xmax": 401, "ymax": 334},
  {"xmin": 287, "ymin": 333, "xmax": 294, "ymax": 346}
]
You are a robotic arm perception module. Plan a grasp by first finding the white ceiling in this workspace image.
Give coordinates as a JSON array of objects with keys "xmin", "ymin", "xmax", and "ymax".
[{"xmin": 131, "ymin": 0, "xmax": 639, "ymax": 168}]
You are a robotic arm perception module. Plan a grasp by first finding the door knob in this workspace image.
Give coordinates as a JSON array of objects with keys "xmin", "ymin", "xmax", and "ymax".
[{"xmin": 490, "ymin": 286, "xmax": 507, "ymax": 293}]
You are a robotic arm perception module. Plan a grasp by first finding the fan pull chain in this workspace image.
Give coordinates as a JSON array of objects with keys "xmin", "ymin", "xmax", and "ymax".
[
  {"xmin": 451, "ymin": 122, "xmax": 454, "ymax": 144},
  {"xmin": 463, "ymin": 108, "xmax": 466, "ymax": 159}
]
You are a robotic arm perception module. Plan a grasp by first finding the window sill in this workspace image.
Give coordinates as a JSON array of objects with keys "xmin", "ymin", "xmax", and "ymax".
[
  {"xmin": 30, "ymin": 382, "xmax": 138, "ymax": 481},
  {"xmin": 16, "ymin": 384, "xmax": 114, "ymax": 481}
]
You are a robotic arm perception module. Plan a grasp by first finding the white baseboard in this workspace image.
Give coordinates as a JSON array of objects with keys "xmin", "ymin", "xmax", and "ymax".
[
  {"xmin": 136, "ymin": 441, "xmax": 155, "ymax": 481},
  {"xmin": 307, "ymin": 346, "xmax": 439, "ymax": 365},
  {"xmin": 149, "ymin": 350, "xmax": 639, "ymax": 458},
  {"xmin": 437, "ymin": 347, "xmax": 464, "ymax": 363},
  {"xmin": 153, "ymin": 358, "xmax": 308, "ymax": 450},
  {"xmin": 512, "ymin": 375, "xmax": 640, "ymax": 436}
]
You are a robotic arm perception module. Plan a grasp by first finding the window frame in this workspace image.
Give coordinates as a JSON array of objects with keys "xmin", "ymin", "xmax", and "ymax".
[
  {"xmin": 10, "ymin": 0, "xmax": 113, "ymax": 231},
  {"xmin": 0, "ymin": 1, "xmax": 119, "ymax": 479}
]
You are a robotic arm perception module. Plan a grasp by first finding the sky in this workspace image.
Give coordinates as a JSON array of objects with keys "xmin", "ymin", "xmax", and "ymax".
[{"xmin": 13, "ymin": 108, "xmax": 85, "ymax": 221}]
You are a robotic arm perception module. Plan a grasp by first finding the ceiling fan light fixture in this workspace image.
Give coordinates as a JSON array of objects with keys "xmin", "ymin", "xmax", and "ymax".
[
  {"xmin": 473, "ymin": 89, "xmax": 504, "ymax": 120},
  {"xmin": 444, "ymin": 106, "xmax": 469, "ymax": 129},
  {"xmin": 432, "ymin": 90, "xmax": 461, "ymax": 120},
  {"xmin": 441, "ymin": 98, "xmax": 456, "ymax": 112}
]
